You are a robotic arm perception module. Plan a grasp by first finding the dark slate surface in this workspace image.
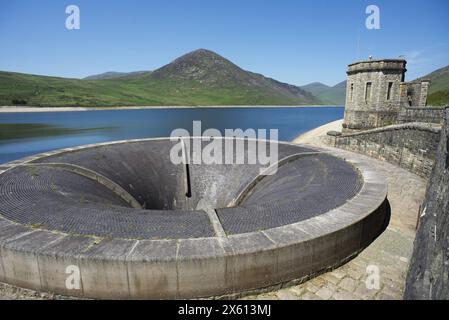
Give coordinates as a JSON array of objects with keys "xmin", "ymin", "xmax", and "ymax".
[
  {"xmin": 0, "ymin": 138, "xmax": 361, "ymax": 239},
  {"xmin": 0, "ymin": 166, "xmax": 214, "ymax": 239},
  {"xmin": 216, "ymin": 154, "xmax": 362, "ymax": 234}
]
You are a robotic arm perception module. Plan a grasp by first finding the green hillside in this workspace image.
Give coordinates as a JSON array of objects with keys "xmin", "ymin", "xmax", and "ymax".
[
  {"xmin": 300, "ymin": 82, "xmax": 330, "ymax": 96},
  {"xmin": 300, "ymin": 81, "xmax": 346, "ymax": 105},
  {"xmin": 427, "ymin": 89, "xmax": 449, "ymax": 106},
  {"xmin": 83, "ymin": 71, "xmax": 148, "ymax": 80},
  {"xmin": 418, "ymin": 65, "xmax": 449, "ymax": 106},
  {"xmin": 0, "ymin": 49, "xmax": 319, "ymax": 107}
]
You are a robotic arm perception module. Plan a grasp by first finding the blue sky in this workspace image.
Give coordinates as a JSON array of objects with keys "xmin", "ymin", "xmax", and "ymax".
[{"xmin": 0, "ymin": 0, "xmax": 448, "ymax": 86}]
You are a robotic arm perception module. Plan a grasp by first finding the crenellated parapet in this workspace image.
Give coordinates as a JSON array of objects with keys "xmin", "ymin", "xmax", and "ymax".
[{"xmin": 343, "ymin": 58, "xmax": 435, "ymax": 132}]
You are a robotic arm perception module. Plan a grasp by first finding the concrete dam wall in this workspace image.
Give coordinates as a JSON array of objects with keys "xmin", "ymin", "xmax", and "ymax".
[{"xmin": 0, "ymin": 137, "xmax": 389, "ymax": 299}]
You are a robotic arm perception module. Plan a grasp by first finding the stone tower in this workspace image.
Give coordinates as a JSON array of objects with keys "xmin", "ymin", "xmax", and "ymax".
[{"xmin": 343, "ymin": 59, "xmax": 407, "ymax": 132}]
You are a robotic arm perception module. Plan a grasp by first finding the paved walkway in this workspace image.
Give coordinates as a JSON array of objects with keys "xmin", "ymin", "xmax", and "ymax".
[{"xmin": 242, "ymin": 138, "xmax": 427, "ymax": 300}]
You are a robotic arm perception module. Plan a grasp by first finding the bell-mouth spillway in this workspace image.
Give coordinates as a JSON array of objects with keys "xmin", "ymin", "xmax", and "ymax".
[{"xmin": 0, "ymin": 137, "xmax": 390, "ymax": 299}]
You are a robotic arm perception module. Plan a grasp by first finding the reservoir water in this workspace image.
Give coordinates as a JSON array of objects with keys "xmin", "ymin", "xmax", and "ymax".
[{"xmin": 0, "ymin": 106, "xmax": 343, "ymax": 164}]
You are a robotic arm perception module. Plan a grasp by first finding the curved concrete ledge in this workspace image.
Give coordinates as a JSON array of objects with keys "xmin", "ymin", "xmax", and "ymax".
[{"xmin": 0, "ymin": 138, "xmax": 389, "ymax": 299}]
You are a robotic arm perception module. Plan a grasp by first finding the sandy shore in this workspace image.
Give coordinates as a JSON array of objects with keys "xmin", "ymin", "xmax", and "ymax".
[
  {"xmin": 0, "ymin": 105, "xmax": 342, "ymax": 113},
  {"xmin": 293, "ymin": 119, "xmax": 343, "ymax": 144}
]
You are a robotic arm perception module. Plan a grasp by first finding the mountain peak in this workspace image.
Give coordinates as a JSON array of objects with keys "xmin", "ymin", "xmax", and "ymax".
[
  {"xmin": 183, "ymin": 48, "xmax": 223, "ymax": 57},
  {"xmin": 147, "ymin": 48, "xmax": 318, "ymax": 104},
  {"xmin": 333, "ymin": 80, "xmax": 347, "ymax": 88},
  {"xmin": 309, "ymin": 82, "xmax": 329, "ymax": 86},
  {"xmin": 300, "ymin": 82, "xmax": 331, "ymax": 91},
  {"xmin": 151, "ymin": 49, "xmax": 241, "ymax": 82},
  {"xmin": 170, "ymin": 49, "xmax": 231, "ymax": 66}
]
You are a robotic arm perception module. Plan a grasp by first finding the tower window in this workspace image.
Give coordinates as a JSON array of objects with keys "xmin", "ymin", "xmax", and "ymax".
[
  {"xmin": 365, "ymin": 82, "xmax": 372, "ymax": 102},
  {"xmin": 387, "ymin": 82, "xmax": 393, "ymax": 100},
  {"xmin": 349, "ymin": 83, "xmax": 354, "ymax": 102},
  {"xmin": 407, "ymin": 88, "xmax": 415, "ymax": 106}
]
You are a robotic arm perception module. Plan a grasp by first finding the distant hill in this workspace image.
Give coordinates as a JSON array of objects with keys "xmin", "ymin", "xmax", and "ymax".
[
  {"xmin": 300, "ymin": 81, "xmax": 346, "ymax": 105},
  {"xmin": 83, "ymin": 71, "xmax": 148, "ymax": 80},
  {"xmin": 419, "ymin": 65, "xmax": 449, "ymax": 93},
  {"xmin": 427, "ymin": 89, "xmax": 449, "ymax": 106},
  {"xmin": 0, "ymin": 49, "xmax": 320, "ymax": 107},
  {"xmin": 417, "ymin": 65, "xmax": 449, "ymax": 106},
  {"xmin": 300, "ymin": 82, "xmax": 331, "ymax": 95}
]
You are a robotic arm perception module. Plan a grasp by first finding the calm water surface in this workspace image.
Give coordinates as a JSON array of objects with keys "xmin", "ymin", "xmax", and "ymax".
[{"xmin": 0, "ymin": 107, "xmax": 343, "ymax": 163}]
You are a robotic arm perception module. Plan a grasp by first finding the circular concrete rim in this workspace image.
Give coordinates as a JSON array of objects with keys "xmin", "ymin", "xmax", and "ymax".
[{"xmin": 0, "ymin": 138, "xmax": 388, "ymax": 299}]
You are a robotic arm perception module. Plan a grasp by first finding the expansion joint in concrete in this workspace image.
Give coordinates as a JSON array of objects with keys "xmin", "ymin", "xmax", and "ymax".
[{"xmin": 204, "ymin": 208, "xmax": 227, "ymax": 237}]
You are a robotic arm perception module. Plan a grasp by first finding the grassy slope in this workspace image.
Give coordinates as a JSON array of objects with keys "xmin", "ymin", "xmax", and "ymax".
[
  {"xmin": 0, "ymin": 71, "xmax": 318, "ymax": 107},
  {"xmin": 300, "ymin": 81, "xmax": 346, "ymax": 105},
  {"xmin": 418, "ymin": 65, "xmax": 449, "ymax": 106},
  {"xmin": 422, "ymin": 65, "xmax": 449, "ymax": 94},
  {"xmin": 317, "ymin": 82, "xmax": 346, "ymax": 105},
  {"xmin": 427, "ymin": 89, "xmax": 449, "ymax": 106},
  {"xmin": 0, "ymin": 50, "xmax": 320, "ymax": 107}
]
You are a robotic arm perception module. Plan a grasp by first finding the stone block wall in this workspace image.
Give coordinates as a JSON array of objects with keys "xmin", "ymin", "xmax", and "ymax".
[
  {"xmin": 397, "ymin": 107, "xmax": 445, "ymax": 125},
  {"xmin": 325, "ymin": 122, "xmax": 442, "ymax": 178},
  {"xmin": 400, "ymin": 81, "xmax": 430, "ymax": 108},
  {"xmin": 405, "ymin": 107, "xmax": 449, "ymax": 299}
]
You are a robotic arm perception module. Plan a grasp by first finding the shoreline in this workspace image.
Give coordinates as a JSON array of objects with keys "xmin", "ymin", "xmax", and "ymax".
[
  {"xmin": 293, "ymin": 119, "xmax": 343, "ymax": 144},
  {"xmin": 0, "ymin": 105, "xmax": 343, "ymax": 113}
]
